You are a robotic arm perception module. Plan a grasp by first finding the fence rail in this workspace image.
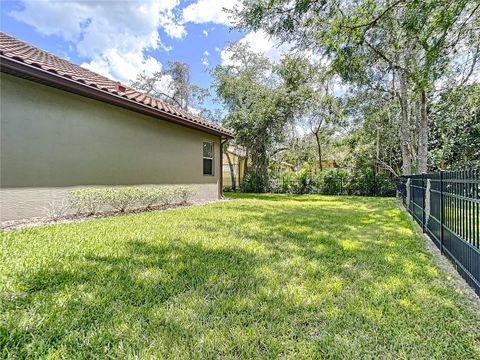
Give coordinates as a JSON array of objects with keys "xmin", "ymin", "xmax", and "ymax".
[{"xmin": 397, "ymin": 169, "xmax": 480, "ymax": 296}]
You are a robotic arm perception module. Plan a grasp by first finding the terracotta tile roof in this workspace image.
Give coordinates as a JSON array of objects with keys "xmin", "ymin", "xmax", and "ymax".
[{"xmin": 0, "ymin": 32, "xmax": 232, "ymax": 137}]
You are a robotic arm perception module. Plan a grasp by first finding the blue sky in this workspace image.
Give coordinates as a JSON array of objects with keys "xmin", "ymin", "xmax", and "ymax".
[{"xmin": 0, "ymin": 0, "xmax": 284, "ymax": 112}]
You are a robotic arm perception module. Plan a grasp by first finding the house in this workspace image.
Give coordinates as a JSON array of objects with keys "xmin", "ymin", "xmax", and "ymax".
[
  {"xmin": 222, "ymin": 144, "xmax": 246, "ymax": 190},
  {"xmin": 222, "ymin": 144, "xmax": 298, "ymax": 190},
  {"xmin": 0, "ymin": 33, "xmax": 233, "ymax": 221}
]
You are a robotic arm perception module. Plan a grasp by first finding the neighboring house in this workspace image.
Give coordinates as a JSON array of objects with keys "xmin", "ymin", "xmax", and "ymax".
[
  {"xmin": 223, "ymin": 144, "xmax": 246, "ymax": 189},
  {"xmin": 0, "ymin": 33, "xmax": 233, "ymax": 221},
  {"xmin": 222, "ymin": 144, "xmax": 297, "ymax": 190},
  {"xmin": 276, "ymin": 161, "xmax": 295, "ymax": 173}
]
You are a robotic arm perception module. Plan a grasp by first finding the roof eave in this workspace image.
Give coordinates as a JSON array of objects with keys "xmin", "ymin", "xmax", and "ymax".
[{"xmin": 0, "ymin": 56, "xmax": 234, "ymax": 138}]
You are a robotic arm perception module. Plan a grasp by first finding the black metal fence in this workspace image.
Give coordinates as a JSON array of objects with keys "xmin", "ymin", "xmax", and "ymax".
[
  {"xmin": 397, "ymin": 170, "xmax": 480, "ymax": 296},
  {"xmin": 268, "ymin": 174, "xmax": 396, "ymax": 197}
]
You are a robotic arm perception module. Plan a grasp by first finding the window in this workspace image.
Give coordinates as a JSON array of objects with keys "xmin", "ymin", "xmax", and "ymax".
[{"xmin": 203, "ymin": 141, "xmax": 214, "ymax": 176}]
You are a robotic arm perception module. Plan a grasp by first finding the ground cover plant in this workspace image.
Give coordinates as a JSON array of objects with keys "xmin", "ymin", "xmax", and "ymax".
[{"xmin": 1, "ymin": 194, "xmax": 479, "ymax": 358}]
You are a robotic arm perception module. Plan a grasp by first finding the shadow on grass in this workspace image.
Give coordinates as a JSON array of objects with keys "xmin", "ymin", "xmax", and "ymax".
[
  {"xmin": 2, "ymin": 239, "xmax": 262, "ymax": 357},
  {"xmin": 1, "ymin": 194, "xmax": 479, "ymax": 358}
]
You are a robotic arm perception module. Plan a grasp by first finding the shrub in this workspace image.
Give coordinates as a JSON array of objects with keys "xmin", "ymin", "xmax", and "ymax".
[
  {"xmin": 68, "ymin": 185, "xmax": 202, "ymax": 216},
  {"xmin": 135, "ymin": 187, "xmax": 160, "ymax": 210},
  {"xmin": 174, "ymin": 186, "xmax": 197, "ymax": 204},
  {"xmin": 321, "ymin": 169, "xmax": 349, "ymax": 195},
  {"xmin": 270, "ymin": 171, "xmax": 292, "ymax": 193},
  {"xmin": 156, "ymin": 186, "xmax": 176, "ymax": 206},
  {"xmin": 374, "ymin": 172, "xmax": 397, "ymax": 197},
  {"xmin": 241, "ymin": 173, "xmax": 268, "ymax": 193},
  {"xmin": 69, "ymin": 188, "xmax": 107, "ymax": 215},
  {"xmin": 104, "ymin": 187, "xmax": 140, "ymax": 212},
  {"xmin": 293, "ymin": 168, "xmax": 316, "ymax": 194},
  {"xmin": 242, "ymin": 164, "xmax": 396, "ymax": 197},
  {"xmin": 42, "ymin": 199, "xmax": 71, "ymax": 221}
]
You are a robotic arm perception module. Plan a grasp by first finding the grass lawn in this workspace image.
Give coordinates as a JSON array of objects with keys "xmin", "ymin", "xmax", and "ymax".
[{"xmin": 1, "ymin": 194, "xmax": 479, "ymax": 359}]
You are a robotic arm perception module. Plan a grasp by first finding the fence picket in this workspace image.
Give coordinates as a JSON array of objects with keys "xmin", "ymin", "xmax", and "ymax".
[{"xmin": 397, "ymin": 169, "xmax": 480, "ymax": 297}]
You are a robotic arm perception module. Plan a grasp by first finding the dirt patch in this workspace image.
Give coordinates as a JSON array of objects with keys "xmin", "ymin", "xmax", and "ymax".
[{"xmin": 1, "ymin": 198, "xmax": 230, "ymax": 232}]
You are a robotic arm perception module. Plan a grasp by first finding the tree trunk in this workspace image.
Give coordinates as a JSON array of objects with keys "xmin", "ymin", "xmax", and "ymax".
[
  {"xmin": 417, "ymin": 90, "xmax": 428, "ymax": 174},
  {"xmin": 398, "ymin": 70, "xmax": 412, "ymax": 175},
  {"xmin": 314, "ymin": 131, "xmax": 323, "ymax": 172},
  {"xmin": 225, "ymin": 151, "xmax": 236, "ymax": 191}
]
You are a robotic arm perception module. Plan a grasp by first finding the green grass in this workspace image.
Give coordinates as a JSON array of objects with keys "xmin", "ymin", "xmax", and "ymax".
[{"xmin": 1, "ymin": 194, "xmax": 479, "ymax": 359}]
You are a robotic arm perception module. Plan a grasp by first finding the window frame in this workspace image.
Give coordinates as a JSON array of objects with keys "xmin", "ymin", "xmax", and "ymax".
[{"xmin": 202, "ymin": 141, "xmax": 214, "ymax": 176}]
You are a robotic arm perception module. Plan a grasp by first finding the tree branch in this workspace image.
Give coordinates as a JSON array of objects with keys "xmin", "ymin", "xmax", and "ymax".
[
  {"xmin": 459, "ymin": 42, "xmax": 480, "ymax": 86},
  {"xmin": 345, "ymin": 0, "xmax": 404, "ymax": 30},
  {"xmin": 364, "ymin": 39, "xmax": 404, "ymax": 73},
  {"xmin": 374, "ymin": 157, "xmax": 399, "ymax": 177}
]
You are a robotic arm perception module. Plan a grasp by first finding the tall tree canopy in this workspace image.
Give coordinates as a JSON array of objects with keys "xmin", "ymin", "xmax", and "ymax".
[
  {"xmin": 130, "ymin": 61, "xmax": 209, "ymax": 113},
  {"xmin": 211, "ymin": 43, "xmax": 312, "ymax": 190},
  {"xmin": 234, "ymin": 0, "xmax": 480, "ymax": 174}
]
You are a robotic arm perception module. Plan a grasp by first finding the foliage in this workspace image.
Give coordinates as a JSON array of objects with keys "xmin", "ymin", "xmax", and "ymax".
[
  {"xmin": 211, "ymin": 44, "xmax": 312, "ymax": 190},
  {"xmin": 41, "ymin": 199, "xmax": 71, "ymax": 221},
  {"xmin": 68, "ymin": 188, "xmax": 107, "ymax": 215},
  {"xmin": 429, "ymin": 83, "xmax": 480, "ymax": 170},
  {"xmin": 2, "ymin": 195, "xmax": 479, "ymax": 358},
  {"xmin": 267, "ymin": 166, "xmax": 396, "ymax": 197},
  {"xmin": 233, "ymin": 0, "xmax": 480, "ymax": 175},
  {"xmin": 157, "ymin": 186, "xmax": 176, "ymax": 206},
  {"xmin": 135, "ymin": 187, "xmax": 162, "ymax": 210},
  {"xmin": 130, "ymin": 61, "xmax": 209, "ymax": 112},
  {"xmin": 68, "ymin": 186, "xmax": 197, "ymax": 216},
  {"xmin": 272, "ymin": 166, "xmax": 317, "ymax": 194},
  {"xmin": 104, "ymin": 187, "xmax": 140, "ymax": 212},
  {"xmin": 174, "ymin": 186, "xmax": 198, "ymax": 205},
  {"xmin": 321, "ymin": 169, "xmax": 350, "ymax": 195},
  {"xmin": 240, "ymin": 172, "xmax": 268, "ymax": 193}
]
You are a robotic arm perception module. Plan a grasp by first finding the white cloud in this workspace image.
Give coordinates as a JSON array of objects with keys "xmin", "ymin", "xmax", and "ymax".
[
  {"xmin": 10, "ymin": 0, "xmax": 185, "ymax": 82},
  {"xmin": 182, "ymin": 0, "xmax": 240, "ymax": 25},
  {"xmin": 188, "ymin": 106, "xmax": 201, "ymax": 115},
  {"xmin": 10, "ymin": 0, "xmax": 87, "ymax": 42},
  {"xmin": 203, "ymin": 29, "xmax": 209, "ymax": 37},
  {"xmin": 221, "ymin": 30, "xmax": 291, "ymax": 65},
  {"xmin": 201, "ymin": 50, "xmax": 210, "ymax": 67},
  {"xmin": 163, "ymin": 22, "xmax": 187, "ymax": 39}
]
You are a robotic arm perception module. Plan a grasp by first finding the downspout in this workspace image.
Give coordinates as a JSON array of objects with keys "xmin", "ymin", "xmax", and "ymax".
[{"xmin": 220, "ymin": 137, "xmax": 229, "ymax": 198}]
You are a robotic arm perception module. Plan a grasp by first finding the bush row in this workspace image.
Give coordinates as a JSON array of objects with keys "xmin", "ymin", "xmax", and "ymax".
[
  {"xmin": 238, "ymin": 169, "xmax": 396, "ymax": 197},
  {"xmin": 43, "ymin": 185, "xmax": 197, "ymax": 219}
]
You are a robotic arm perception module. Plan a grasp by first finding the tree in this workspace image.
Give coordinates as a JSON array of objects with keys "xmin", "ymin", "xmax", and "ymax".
[
  {"xmin": 429, "ymin": 83, "xmax": 480, "ymax": 170},
  {"xmin": 211, "ymin": 44, "xmax": 309, "ymax": 190},
  {"xmin": 305, "ymin": 82, "xmax": 343, "ymax": 172},
  {"xmin": 235, "ymin": 0, "xmax": 480, "ymax": 174},
  {"xmin": 344, "ymin": 87, "xmax": 402, "ymax": 176},
  {"xmin": 130, "ymin": 61, "xmax": 209, "ymax": 111}
]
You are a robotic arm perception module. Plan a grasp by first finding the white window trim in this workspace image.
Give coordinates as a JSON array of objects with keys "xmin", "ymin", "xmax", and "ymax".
[{"xmin": 203, "ymin": 141, "xmax": 214, "ymax": 176}]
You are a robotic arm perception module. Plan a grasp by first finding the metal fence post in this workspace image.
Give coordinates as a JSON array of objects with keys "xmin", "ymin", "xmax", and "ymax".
[
  {"xmin": 398, "ymin": 168, "xmax": 478, "ymax": 296},
  {"xmin": 440, "ymin": 170, "xmax": 444, "ymax": 254},
  {"xmin": 422, "ymin": 173, "xmax": 426, "ymax": 233},
  {"xmin": 410, "ymin": 177, "xmax": 413, "ymax": 214}
]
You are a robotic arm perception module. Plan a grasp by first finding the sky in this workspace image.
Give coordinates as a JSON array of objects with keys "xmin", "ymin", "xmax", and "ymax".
[{"xmin": 0, "ymin": 0, "xmax": 289, "ymax": 113}]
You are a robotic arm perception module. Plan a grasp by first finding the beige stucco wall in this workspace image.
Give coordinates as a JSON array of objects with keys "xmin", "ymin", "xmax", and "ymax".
[{"xmin": 0, "ymin": 73, "xmax": 221, "ymax": 220}]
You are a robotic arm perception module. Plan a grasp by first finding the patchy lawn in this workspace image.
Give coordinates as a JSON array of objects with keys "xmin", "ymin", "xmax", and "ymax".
[{"xmin": 1, "ymin": 194, "xmax": 479, "ymax": 359}]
